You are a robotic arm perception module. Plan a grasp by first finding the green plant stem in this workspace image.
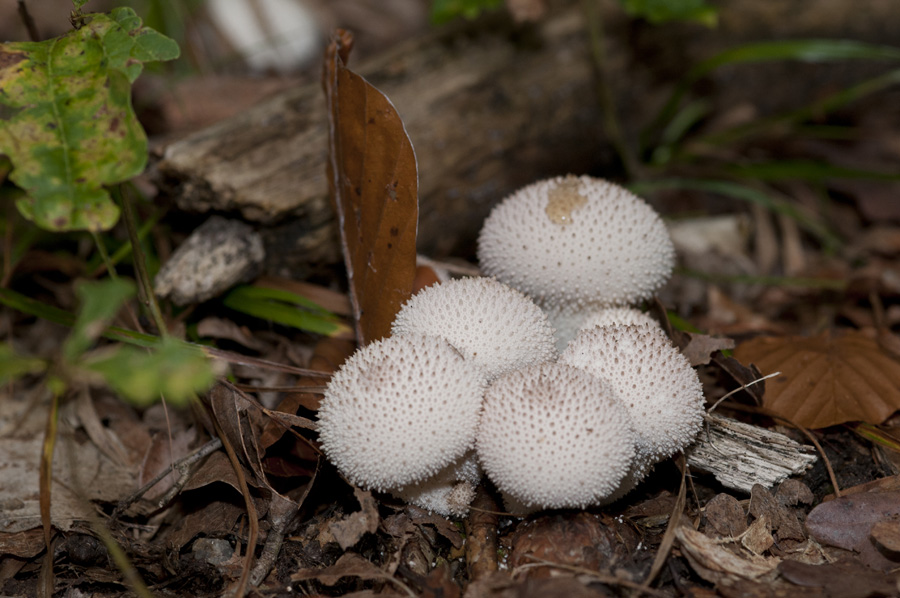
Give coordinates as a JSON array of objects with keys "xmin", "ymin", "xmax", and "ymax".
[
  {"xmin": 583, "ymin": 0, "xmax": 636, "ymax": 178},
  {"xmin": 90, "ymin": 202, "xmax": 163, "ymax": 278},
  {"xmin": 117, "ymin": 185, "xmax": 168, "ymax": 338},
  {"xmin": 17, "ymin": 0, "xmax": 42, "ymax": 42},
  {"xmin": 90, "ymin": 231, "xmax": 117, "ymax": 280}
]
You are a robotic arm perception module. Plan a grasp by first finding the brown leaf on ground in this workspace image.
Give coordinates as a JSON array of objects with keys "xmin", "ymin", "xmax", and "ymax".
[
  {"xmin": 778, "ymin": 559, "xmax": 899, "ymax": 598},
  {"xmin": 805, "ymin": 491, "xmax": 900, "ymax": 571},
  {"xmin": 734, "ymin": 330, "xmax": 900, "ymax": 428},
  {"xmin": 703, "ymin": 493, "xmax": 748, "ymax": 539},
  {"xmin": 291, "ymin": 551, "xmax": 396, "ymax": 586},
  {"xmin": 323, "ymin": 30, "xmax": 417, "ymax": 346},
  {"xmin": 679, "ymin": 331, "xmax": 736, "ymax": 367},
  {"xmin": 327, "ymin": 486, "xmax": 380, "ymax": 550}
]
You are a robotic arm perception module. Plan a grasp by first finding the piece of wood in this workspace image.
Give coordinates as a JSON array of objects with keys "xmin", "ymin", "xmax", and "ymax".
[
  {"xmin": 686, "ymin": 414, "xmax": 818, "ymax": 494},
  {"xmin": 156, "ymin": 0, "xmax": 900, "ymax": 276}
]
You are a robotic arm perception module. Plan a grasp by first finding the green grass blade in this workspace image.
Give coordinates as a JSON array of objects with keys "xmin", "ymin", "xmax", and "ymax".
[
  {"xmin": 726, "ymin": 160, "xmax": 900, "ymax": 182},
  {"xmin": 676, "ymin": 267, "xmax": 848, "ymax": 290},
  {"xmin": 645, "ymin": 39, "xmax": 900, "ymax": 149},
  {"xmin": 692, "ymin": 67, "xmax": 900, "ymax": 149},
  {"xmin": 222, "ymin": 285, "xmax": 352, "ymax": 337},
  {"xmin": 629, "ymin": 178, "xmax": 840, "ymax": 250},
  {"xmin": 0, "ymin": 287, "xmax": 159, "ymax": 347}
]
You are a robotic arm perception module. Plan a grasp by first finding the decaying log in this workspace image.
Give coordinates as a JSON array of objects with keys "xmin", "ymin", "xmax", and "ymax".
[
  {"xmin": 156, "ymin": 0, "xmax": 900, "ymax": 277},
  {"xmin": 686, "ymin": 414, "xmax": 818, "ymax": 494}
]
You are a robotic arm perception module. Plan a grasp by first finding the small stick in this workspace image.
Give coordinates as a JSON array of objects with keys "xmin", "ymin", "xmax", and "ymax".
[
  {"xmin": 112, "ymin": 437, "xmax": 222, "ymax": 519},
  {"xmin": 17, "ymin": 0, "xmax": 41, "ymax": 42}
]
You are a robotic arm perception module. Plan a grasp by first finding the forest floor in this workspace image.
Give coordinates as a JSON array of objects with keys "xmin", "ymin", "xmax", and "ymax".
[{"xmin": 3, "ymin": 1, "xmax": 900, "ymax": 597}]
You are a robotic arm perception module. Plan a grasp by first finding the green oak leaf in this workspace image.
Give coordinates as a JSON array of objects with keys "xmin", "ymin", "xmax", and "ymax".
[{"xmin": 0, "ymin": 8, "xmax": 178, "ymax": 232}]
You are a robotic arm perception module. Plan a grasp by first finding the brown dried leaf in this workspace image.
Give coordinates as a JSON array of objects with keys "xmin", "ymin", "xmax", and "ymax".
[
  {"xmin": 291, "ymin": 552, "xmax": 391, "ymax": 586},
  {"xmin": 327, "ymin": 486, "xmax": 380, "ymax": 551},
  {"xmin": 680, "ymin": 332, "xmax": 735, "ymax": 367},
  {"xmin": 704, "ymin": 493, "xmax": 748, "ymax": 538},
  {"xmin": 806, "ymin": 491, "xmax": 900, "ymax": 571},
  {"xmin": 734, "ymin": 330, "xmax": 900, "ymax": 428},
  {"xmin": 323, "ymin": 30, "xmax": 417, "ymax": 346},
  {"xmin": 778, "ymin": 559, "xmax": 899, "ymax": 598}
]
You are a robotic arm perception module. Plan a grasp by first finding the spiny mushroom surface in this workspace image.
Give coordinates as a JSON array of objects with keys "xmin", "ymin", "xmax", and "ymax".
[
  {"xmin": 579, "ymin": 307, "xmax": 659, "ymax": 332},
  {"xmin": 391, "ymin": 277, "xmax": 557, "ymax": 380},
  {"xmin": 477, "ymin": 175, "xmax": 675, "ymax": 310},
  {"xmin": 477, "ymin": 362, "xmax": 636, "ymax": 510},
  {"xmin": 544, "ymin": 304, "xmax": 661, "ymax": 352},
  {"xmin": 317, "ymin": 334, "xmax": 487, "ymax": 492},
  {"xmin": 559, "ymin": 324, "xmax": 704, "ymax": 465}
]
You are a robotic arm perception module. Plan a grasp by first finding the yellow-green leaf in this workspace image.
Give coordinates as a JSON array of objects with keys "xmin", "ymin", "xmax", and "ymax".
[{"xmin": 0, "ymin": 8, "xmax": 178, "ymax": 232}]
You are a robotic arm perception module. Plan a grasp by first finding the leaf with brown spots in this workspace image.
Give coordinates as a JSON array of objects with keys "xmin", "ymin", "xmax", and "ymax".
[
  {"xmin": 734, "ymin": 329, "xmax": 900, "ymax": 428},
  {"xmin": 323, "ymin": 30, "xmax": 418, "ymax": 345}
]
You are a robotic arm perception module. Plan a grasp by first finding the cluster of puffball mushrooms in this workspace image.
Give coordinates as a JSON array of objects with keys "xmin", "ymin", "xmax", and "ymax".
[{"xmin": 318, "ymin": 175, "xmax": 705, "ymax": 516}]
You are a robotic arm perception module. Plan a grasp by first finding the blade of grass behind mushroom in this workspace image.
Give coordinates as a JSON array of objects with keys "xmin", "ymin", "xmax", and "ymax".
[
  {"xmin": 629, "ymin": 178, "xmax": 840, "ymax": 251},
  {"xmin": 642, "ymin": 38, "xmax": 900, "ymax": 152}
]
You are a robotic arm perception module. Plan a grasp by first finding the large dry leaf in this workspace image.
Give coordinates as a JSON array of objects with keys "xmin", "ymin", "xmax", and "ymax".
[
  {"xmin": 734, "ymin": 330, "xmax": 900, "ymax": 428},
  {"xmin": 323, "ymin": 30, "xmax": 417, "ymax": 345},
  {"xmin": 805, "ymin": 491, "xmax": 900, "ymax": 572}
]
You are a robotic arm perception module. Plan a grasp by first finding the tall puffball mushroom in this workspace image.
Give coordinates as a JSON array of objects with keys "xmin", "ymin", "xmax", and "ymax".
[
  {"xmin": 559, "ymin": 324, "xmax": 704, "ymax": 496},
  {"xmin": 391, "ymin": 277, "xmax": 557, "ymax": 380},
  {"xmin": 318, "ymin": 334, "xmax": 488, "ymax": 492},
  {"xmin": 477, "ymin": 362, "xmax": 636, "ymax": 510},
  {"xmin": 477, "ymin": 175, "xmax": 675, "ymax": 350}
]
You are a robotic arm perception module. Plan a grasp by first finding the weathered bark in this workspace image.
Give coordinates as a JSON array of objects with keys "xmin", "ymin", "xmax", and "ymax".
[
  {"xmin": 156, "ymin": 0, "xmax": 900, "ymax": 277},
  {"xmin": 686, "ymin": 415, "xmax": 818, "ymax": 493}
]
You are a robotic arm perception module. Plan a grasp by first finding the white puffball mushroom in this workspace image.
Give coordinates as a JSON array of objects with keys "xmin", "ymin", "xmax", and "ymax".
[
  {"xmin": 477, "ymin": 175, "xmax": 675, "ymax": 310},
  {"xmin": 317, "ymin": 334, "xmax": 487, "ymax": 492},
  {"xmin": 579, "ymin": 307, "xmax": 659, "ymax": 333},
  {"xmin": 477, "ymin": 362, "xmax": 636, "ymax": 510},
  {"xmin": 544, "ymin": 304, "xmax": 662, "ymax": 353},
  {"xmin": 392, "ymin": 451, "xmax": 482, "ymax": 516},
  {"xmin": 559, "ymin": 324, "xmax": 704, "ymax": 466},
  {"xmin": 391, "ymin": 277, "xmax": 557, "ymax": 380}
]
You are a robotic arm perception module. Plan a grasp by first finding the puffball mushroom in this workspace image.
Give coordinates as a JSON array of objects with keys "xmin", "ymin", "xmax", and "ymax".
[
  {"xmin": 579, "ymin": 307, "xmax": 659, "ymax": 333},
  {"xmin": 391, "ymin": 277, "xmax": 557, "ymax": 380},
  {"xmin": 477, "ymin": 175, "xmax": 675, "ymax": 349},
  {"xmin": 559, "ymin": 324, "xmax": 704, "ymax": 466},
  {"xmin": 477, "ymin": 362, "xmax": 636, "ymax": 510},
  {"xmin": 317, "ymin": 334, "xmax": 487, "ymax": 492}
]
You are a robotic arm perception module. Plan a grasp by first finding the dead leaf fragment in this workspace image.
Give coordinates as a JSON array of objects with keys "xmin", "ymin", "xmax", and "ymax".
[
  {"xmin": 870, "ymin": 518, "xmax": 900, "ymax": 554},
  {"xmin": 680, "ymin": 331, "xmax": 736, "ymax": 367},
  {"xmin": 805, "ymin": 491, "xmax": 900, "ymax": 571},
  {"xmin": 291, "ymin": 552, "xmax": 391, "ymax": 586},
  {"xmin": 778, "ymin": 559, "xmax": 899, "ymax": 598},
  {"xmin": 704, "ymin": 493, "xmax": 748, "ymax": 538},
  {"xmin": 327, "ymin": 486, "xmax": 380, "ymax": 550},
  {"xmin": 734, "ymin": 330, "xmax": 900, "ymax": 428},
  {"xmin": 323, "ymin": 30, "xmax": 417, "ymax": 346}
]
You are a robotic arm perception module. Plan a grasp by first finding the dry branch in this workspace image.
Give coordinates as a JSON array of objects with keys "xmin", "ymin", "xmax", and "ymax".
[{"xmin": 686, "ymin": 414, "xmax": 817, "ymax": 493}]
